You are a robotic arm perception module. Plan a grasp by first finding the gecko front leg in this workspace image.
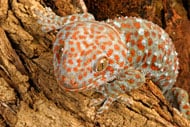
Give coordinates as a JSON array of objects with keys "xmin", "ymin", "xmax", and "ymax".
[{"xmin": 32, "ymin": 7, "xmax": 95, "ymax": 32}]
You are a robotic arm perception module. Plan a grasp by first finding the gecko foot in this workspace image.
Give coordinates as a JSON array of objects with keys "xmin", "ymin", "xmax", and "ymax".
[
  {"xmin": 172, "ymin": 87, "xmax": 190, "ymax": 119},
  {"xmin": 165, "ymin": 87, "xmax": 190, "ymax": 119}
]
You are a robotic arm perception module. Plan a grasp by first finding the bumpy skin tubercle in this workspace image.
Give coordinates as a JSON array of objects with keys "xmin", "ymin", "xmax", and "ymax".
[{"xmin": 33, "ymin": 7, "xmax": 190, "ymax": 119}]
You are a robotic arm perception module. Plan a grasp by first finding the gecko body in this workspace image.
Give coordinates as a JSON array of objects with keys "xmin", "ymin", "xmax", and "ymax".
[{"xmin": 33, "ymin": 7, "xmax": 190, "ymax": 119}]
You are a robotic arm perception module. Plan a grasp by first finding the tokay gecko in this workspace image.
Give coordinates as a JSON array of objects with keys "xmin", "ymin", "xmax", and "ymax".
[{"xmin": 32, "ymin": 7, "xmax": 190, "ymax": 119}]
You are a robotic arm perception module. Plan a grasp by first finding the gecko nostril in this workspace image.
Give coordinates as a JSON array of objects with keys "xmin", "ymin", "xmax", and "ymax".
[{"xmin": 94, "ymin": 56, "xmax": 109, "ymax": 72}]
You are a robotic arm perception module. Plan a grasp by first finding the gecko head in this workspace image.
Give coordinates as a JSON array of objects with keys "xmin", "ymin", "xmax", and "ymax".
[{"xmin": 53, "ymin": 21, "xmax": 144, "ymax": 92}]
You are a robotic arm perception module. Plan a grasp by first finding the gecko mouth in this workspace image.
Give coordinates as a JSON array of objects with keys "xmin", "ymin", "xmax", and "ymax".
[
  {"xmin": 107, "ymin": 78, "xmax": 117, "ymax": 83},
  {"xmin": 106, "ymin": 74, "xmax": 119, "ymax": 84}
]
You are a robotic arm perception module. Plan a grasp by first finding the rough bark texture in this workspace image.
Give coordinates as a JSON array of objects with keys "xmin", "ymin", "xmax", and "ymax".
[{"xmin": 0, "ymin": 0, "xmax": 190, "ymax": 127}]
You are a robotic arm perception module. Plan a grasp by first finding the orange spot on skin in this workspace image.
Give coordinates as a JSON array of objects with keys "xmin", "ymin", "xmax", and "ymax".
[
  {"xmin": 135, "ymin": 74, "xmax": 141, "ymax": 79},
  {"xmin": 136, "ymin": 56, "xmax": 141, "ymax": 63},
  {"xmin": 134, "ymin": 22, "xmax": 141, "ymax": 29},
  {"xmin": 130, "ymin": 49, "xmax": 135, "ymax": 57},
  {"xmin": 94, "ymin": 39, "xmax": 99, "ymax": 45},
  {"xmin": 70, "ymin": 47, "xmax": 75, "ymax": 52},
  {"xmin": 119, "ymin": 61, "xmax": 124, "ymax": 67},
  {"xmin": 65, "ymin": 26, "xmax": 72, "ymax": 31},
  {"xmin": 96, "ymin": 35, "xmax": 106, "ymax": 40},
  {"xmin": 93, "ymin": 54, "xmax": 96, "ymax": 59},
  {"xmin": 148, "ymin": 38, "xmax": 153, "ymax": 46},
  {"xmin": 87, "ymin": 67, "xmax": 92, "ymax": 71},
  {"xmin": 130, "ymin": 40, "xmax": 135, "ymax": 46},
  {"xmin": 137, "ymin": 40, "xmax": 145, "ymax": 51},
  {"xmin": 151, "ymin": 31, "xmax": 156, "ymax": 37},
  {"xmin": 98, "ymin": 26, "xmax": 105, "ymax": 31},
  {"xmin": 133, "ymin": 32, "xmax": 139, "ymax": 38},
  {"xmin": 70, "ymin": 15, "xmax": 76, "ymax": 21},
  {"xmin": 183, "ymin": 104, "xmax": 190, "ymax": 109},
  {"xmin": 124, "ymin": 66, "xmax": 129, "ymax": 69},
  {"xmin": 76, "ymin": 42, "xmax": 81, "ymax": 51},
  {"xmin": 69, "ymin": 41, "xmax": 74, "ymax": 45},
  {"xmin": 109, "ymin": 59, "xmax": 114, "ymax": 64},
  {"xmin": 121, "ymin": 23, "xmax": 131, "ymax": 28},
  {"xmin": 114, "ymin": 54, "xmax": 120, "ymax": 61},
  {"xmin": 90, "ymin": 27, "xmax": 95, "ymax": 33},
  {"xmin": 93, "ymin": 73, "xmax": 99, "ymax": 77},
  {"xmin": 83, "ymin": 41, "xmax": 90, "ymax": 48},
  {"xmin": 125, "ymin": 33, "xmax": 131, "ymax": 42},
  {"xmin": 101, "ymin": 75, "xmax": 106, "ymax": 81},
  {"xmin": 76, "ymin": 23, "xmax": 84, "ymax": 27},
  {"xmin": 108, "ymin": 32, "xmax": 114, "ymax": 40},
  {"xmin": 127, "ymin": 57, "xmax": 133, "ymax": 63},
  {"xmin": 107, "ymin": 66, "xmax": 114, "ymax": 73},
  {"xmin": 78, "ymin": 75, "xmax": 83, "ymax": 80},
  {"xmin": 148, "ymin": 50, "xmax": 152, "ymax": 57},
  {"xmin": 137, "ymin": 36, "xmax": 145, "ymax": 51},
  {"xmin": 84, "ymin": 58, "xmax": 91, "ymax": 66},
  {"xmin": 79, "ymin": 35, "xmax": 86, "ymax": 39},
  {"xmin": 101, "ymin": 45, "xmax": 106, "ymax": 50},
  {"xmin": 83, "ymin": 71, "xmax": 87, "ymax": 77},
  {"xmin": 73, "ymin": 67, "xmax": 78, "ymax": 72},
  {"xmin": 128, "ymin": 79, "xmax": 135, "ymax": 84},
  {"xmin": 114, "ymin": 44, "xmax": 120, "ymax": 51},
  {"xmin": 142, "ymin": 63, "xmax": 148, "ymax": 68},
  {"xmin": 104, "ymin": 41, "xmax": 112, "ymax": 46},
  {"xmin": 151, "ymin": 64, "xmax": 159, "ymax": 71},
  {"xmin": 65, "ymin": 32, "xmax": 70, "ymax": 38},
  {"xmin": 66, "ymin": 68, "xmax": 71, "ymax": 72},
  {"xmin": 71, "ymin": 31, "xmax": 79, "ymax": 39},
  {"xmin": 85, "ymin": 49, "xmax": 92, "ymax": 56},
  {"xmin": 121, "ymin": 50, "xmax": 127, "ymax": 58},
  {"xmin": 77, "ymin": 59, "xmax": 82, "ymax": 64},
  {"xmin": 107, "ymin": 49, "xmax": 113, "ymax": 57},
  {"xmin": 59, "ymin": 39, "xmax": 64, "ymax": 45},
  {"xmin": 120, "ymin": 85, "xmax": 126, "ymax": 91},
  {"xmin": 83, "ymin": 27, "xmax": 89, "ymax": 34},
  {"xmin": 151, "ymin": 55, "xmax": 157, "ymax": 63},
  {"xmin": 68, "ymin": 59, "xmax": 73, "ymax": 64},
  {"xmin": 158, "ymin": 43, "xmax": 165, "ymax": 51},
  {"xmin": 61, "ymin": 76, "xmax": 65, "ymax": 81},
  {"xmin": 89, "ymin": 34, "xmax": 94, "ymax": 38},
  {"xmin": 144, "ymin": 31, "xmax": 150, "ymax": 37}
]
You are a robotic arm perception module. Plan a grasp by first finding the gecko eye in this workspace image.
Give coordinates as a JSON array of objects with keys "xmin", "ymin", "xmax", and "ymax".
[{"xmin": 94, "ymin": 57, "xmax": 109, "ymax": 72}]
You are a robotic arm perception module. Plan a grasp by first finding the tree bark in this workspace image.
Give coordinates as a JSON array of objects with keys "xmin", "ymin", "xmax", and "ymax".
[{"xmin": 0, "ymin": 0, "xmax": 190, "ymax": 127}]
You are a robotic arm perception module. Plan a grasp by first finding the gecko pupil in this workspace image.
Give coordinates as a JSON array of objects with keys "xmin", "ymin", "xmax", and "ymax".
[{"xmin": 95, "ymin": 57, "xmax": 108, "ymax": 72}]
